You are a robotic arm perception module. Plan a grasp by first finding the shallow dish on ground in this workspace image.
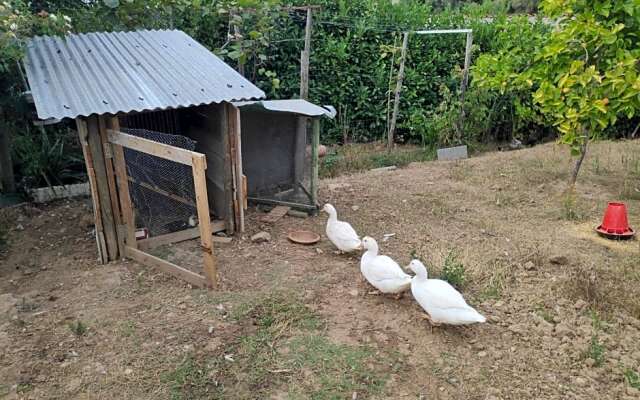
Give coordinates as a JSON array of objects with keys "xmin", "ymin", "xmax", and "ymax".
[{"xmin": 288, "ymin": 230, "xmax": 321, "ymax": 245}]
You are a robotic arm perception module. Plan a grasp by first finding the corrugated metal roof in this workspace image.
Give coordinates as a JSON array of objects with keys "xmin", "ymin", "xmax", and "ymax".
[
  {"xmin": 232, "ymin": 99, "xmax": 336, "ymax": 118},
  {"xmin": 24, "ymin": 29, "xmax": 265, "ymax": 120}
]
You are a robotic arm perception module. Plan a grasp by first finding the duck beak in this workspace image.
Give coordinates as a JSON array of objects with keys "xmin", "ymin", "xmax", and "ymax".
[{"xmin": 357, "ymin": 242, "xmax": 364, "ymax": 251}]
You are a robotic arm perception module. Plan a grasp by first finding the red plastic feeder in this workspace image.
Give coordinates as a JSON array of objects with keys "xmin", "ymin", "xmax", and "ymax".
[{"xmin": 596, "ymin": 202, "xmax": 635, "ymax": 239}]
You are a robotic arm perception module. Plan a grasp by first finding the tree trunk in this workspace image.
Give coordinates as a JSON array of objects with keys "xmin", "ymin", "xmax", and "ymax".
[
  {"xmin": 569, "ymin": 137, "xmax": 588, "ymax": 187},
  {"xmin": 0, "ymin": 115, "xmax": 16, "ymax": 193}
]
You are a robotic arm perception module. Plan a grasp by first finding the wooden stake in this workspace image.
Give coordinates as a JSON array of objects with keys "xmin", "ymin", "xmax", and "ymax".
[
  {"xmin": 300, "ymin": 7, "xmax": 313, "ymax": 99},
  {"xmin": 388, "ymin": 32, "xmax": 409, "ymax": 151},
  {"xmin": 192, "ymin": 154, "xmax": 218, "ymax": 288},
  {"xmin": 98, "ymin": 116, "xmax": 124, "ymax": 257},
  {"xmin": 311, "ymin": 118, "xmax": 320, "ymax": 207}
]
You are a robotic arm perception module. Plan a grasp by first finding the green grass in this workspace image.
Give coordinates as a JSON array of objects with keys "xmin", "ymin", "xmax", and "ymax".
[
  {"xmin": 163, "ymin": 356, "xmax": 214, "ymax": 400},
  {"xmin": 162, "ymin": 291, "xmax": 398, "ymax": 399},
  {"xmin": 585, "ymin": 335, "xmax": 605, "ymax": 367},
  {"xmin": 535, "ymin": 304, "xmax": 554, "ymax": 323},
  {"xmin": 624, "ymin": 368, "xmax": 640, "ymax": 389},
  {"xmin": 561, "ymin": 190, "xmax": 581, "ymax": 221},
  {"xmin": 320, "ymin": 143, "xmax": 435, "ymax": 178},
  {"xmin": 68, "ymin": 320, "xmax": 87, "ymax": 336}
]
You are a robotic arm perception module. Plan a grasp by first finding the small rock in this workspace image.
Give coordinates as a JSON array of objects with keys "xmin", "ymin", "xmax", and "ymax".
[
  {"xmin": 575, "ymin": 377, "xmax": 587, "ymax": 386},
  {"xmin": 208, "ymin": 326, "xmax": 214, "ymax": 334},
  {"xmin": 585, "ymin": 358, "xmax": 596, "ymax": 367},
  {"xmin": 251, "ymin": 231, "xmax": 271, "ymax": 243},
  {"xmin": 348, "ymin": 289, "xmax": 359, "ymax": 297},
  {"xmin": 124, "ymin": 368, "xmax": 133, "ymax": 375},
  {"xmin": 477, "ymin": 351, "xmax": 487, "ymax": 358},
  {"xmin": 315, "ymin": 248, "xmax": 323, "ymax": 254},
  {"xmin": 351, "ymin": 205, "xmax": 360, "ymax": 211},
  {"xmin": 523, "ymin": 261, "xmax": 536, "ymax": 270},
  {"xmin": 574, "ymin": 300, "xmax": 588, "ymax": 310},
  {"xmin": 16, "ymin": 224, "xmax": 24, "ymax": 231},
  {"xmin": 554, "ymin": 323, "xmax": 573, "ymax": 337},
  {"xmin": 549, "ymin": 255, "xmax": 569, "ymax": 265}
]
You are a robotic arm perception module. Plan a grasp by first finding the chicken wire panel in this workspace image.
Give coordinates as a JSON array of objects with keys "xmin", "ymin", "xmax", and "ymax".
[
  {"xmin": 241, "ymin": 112, "xmax": 314, "ymax": 208},
  {"xmin": 122, "ymin": 128, "xmax": 199, "ymax": 237}
]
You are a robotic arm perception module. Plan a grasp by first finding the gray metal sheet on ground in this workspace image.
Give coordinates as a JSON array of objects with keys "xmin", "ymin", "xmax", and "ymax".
[{"xmin": 437, "ymin": 145, "xmax": 468, "ymax": 161}]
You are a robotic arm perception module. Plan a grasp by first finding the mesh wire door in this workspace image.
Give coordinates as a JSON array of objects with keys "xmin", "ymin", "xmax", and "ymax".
[{"xmin": 122, "ymin": 128, "xmax": 198, "ymax": 237}]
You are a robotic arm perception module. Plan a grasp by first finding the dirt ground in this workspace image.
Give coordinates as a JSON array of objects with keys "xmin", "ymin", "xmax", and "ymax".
[{"xmin": 1, "ymin": 141, "xmax": 639, "ymax": 400}]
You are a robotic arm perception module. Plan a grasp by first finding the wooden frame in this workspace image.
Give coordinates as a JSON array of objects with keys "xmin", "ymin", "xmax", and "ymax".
[{"xmin": 107, "ymin": 128, "xmax": 219, "ymax": 288}]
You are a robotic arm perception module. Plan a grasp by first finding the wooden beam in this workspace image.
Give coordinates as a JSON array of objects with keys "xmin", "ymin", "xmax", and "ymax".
[
  {"xmin": 221, "ymin": 107, "xmax": 235, "ymax": 235},
  {"xmin": 247, "ymin": 196, "xmax": 318, "ymax": 211},
  {"xmin": 107, "ymin": 129, "xmax": 203, "ymax": 167},
  {"xmin": 458, "ymin": 31, "xmax": 474, "ymax": 136},
  {"xmin": 388, "ymin": 32, "xmax": 409, "ymax": 151},
  {"xmin": 76, "ymin": 118, "xmax": 107, "ymax": 263},
  {"xmin": 137, "ymin": 220, "xmax": 226, "ymax": 251},
  {"xmin": 109, "ymin": 118, "xmax": 137, "ymax": 250},
  {"xmin": 311, "ymin": 118, "xmax": 320, "ymax": 207},
  {"xmin": 99, "ymin": 117, "xmax": 125, "ymax": 257},
  {"xmin": 227, "ymin": 103, "xmax": 245, "ymax": 233},
  {"xmin": 414, "ymin": 28, "xmax": 472, "ymax": 34},
  {"xmin": 86, "ymin": 116, "xmax": 120, "ymax": 261},
  {"xmin": 300, "ymin": 7, "xmax": 313, "ymax": 99},
  {"xmin": 192, "ymin": 154, "xmax": 218, "ymax": 288},
  {"xmin": 126, "ymin": 246, "xmax": 207, "ymax": 288}
]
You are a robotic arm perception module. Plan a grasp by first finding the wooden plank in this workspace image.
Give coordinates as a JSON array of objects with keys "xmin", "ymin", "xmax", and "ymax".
[
  {"xmin": 99, "ymin": 117, "xmax": 125, "ymax": 257},
  {"xmin": 110, "ymin": 121, "xmax": 137, "ymax": 249},
  {"xmin": 311, "ymin": 118, "xmax": 320, "ymax": 207},
  {"xmin": 192, "ymin": 154, "xmax": 218, "ymax": 288},
  {"xmin": 126, "ymin": 246, "xmax": 207, "ymax": 288},
  {"xmin": 107, "ymin": 129, "xmax": 202, "ymax": 167},
  {"xmin": 86, "ymin": 116, "xmax": 119, "ymax": 261},
  {"xmin": 459, "ymin": 31, "xmax": 473, "ymax": 102},
  {"xmin": 76, "ymin": 118, "xmax": 107, "ymax": 263},
  {"xmin": 221, "ymin": 108, "xmax": 235, "ymax": 235},
  {"xmin": 260, "ymin": 205, "xmax": 291, "ymax": 224},
  {"xmin": 300, "ymin": 7, "xmax": 313, "ymax": 99},
  {"xmin": 388, "ymin": 32, "xmax": 409, "ymax": 150},
  {"xmin": 227, "ymin": 104, "xmax": 245, "ymax": 232},
  {"xmin": 137, "ymin": 220, "xmax": 226, "ymax": 251},
  {"xmin": 242, "ymin": 175, "xmax": 248, "ymax": 210}
]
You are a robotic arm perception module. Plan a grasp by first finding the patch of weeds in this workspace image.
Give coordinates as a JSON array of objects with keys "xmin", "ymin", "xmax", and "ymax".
[
  {"xmin": 231, "ymin": 291, "xmax": 320, "ymax": 331},
  {"xmin": 450, "ymin": 162, "xmax": 471, "ymax": 181},
  {"xmin": 568, "ymin": 266, "xmax": 602, "ymax": 309},
  {"xmin": 561, "ymin": 190, "xmax": 581, "ymax": 221},
  {"xmin": 585, "ymin": 335, "xmax": 605, "ymax": 367},
  {"xmin": 286, "ymin": 335, "xmax": 390, "ymax": 400},
  {"xmin": 150, "ymin": 245, "xmax": 174, "ymax": 260},
  {"xmin": 589, "ymin": 309, "xmax": 607, "ymax": 332},
  {"xmin": 478, "ymin": 268, "xmax": 505, "ymax": 301},
  {"xmin": 535, "ymin": 304, "xmax": 554, "ymax": 323},
  {"xmin": 620, "ymin": 177, "xmax": 640, "ymax": 200},
  {"xmin": 440, "ymin": 251, "xmax": 466, "ymax": 289},
  {"xmin": 163, "ymin": 355, "xmax": 214, "ymax": 400},
  {"xmin": 68, "ymin": 320, "xmax": 87, "ymax": 337},
  {"xmin": 16, "ymin": 383, "xmax": 33, "ymax": 394},
  {"xmin": 119, "ymin": 320, "xmax": 136, "ymax": 337},
  {"xmin": 591, "ymin": 156, "xmax": 606, "ymax": 175},
  {"xmin": 624, "ymin": 368, "xmax": 640, "ymax": 389}
]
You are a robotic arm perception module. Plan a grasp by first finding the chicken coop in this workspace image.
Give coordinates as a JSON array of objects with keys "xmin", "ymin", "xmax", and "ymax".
[{"xmin": 23, "ymin": 29, "xmax": 268, "ymax": 288}]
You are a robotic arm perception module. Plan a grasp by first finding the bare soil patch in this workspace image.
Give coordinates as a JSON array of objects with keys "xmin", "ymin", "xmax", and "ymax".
[{"xmin": 1, "ymin": 141, "xmax": 639, "ymax": 399}]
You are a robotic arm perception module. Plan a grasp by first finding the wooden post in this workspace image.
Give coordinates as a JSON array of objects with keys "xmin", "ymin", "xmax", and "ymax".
[
  {"xmin": 192, "ymin": 154, "xmax": 217, "ymax": 288},
  {"xmin": 458, "ymin": 31, "xmax": 474, "ymax": 137},
  {"xmin": 76, "ymin": 118, "xmax": 107, "ymax": 263},
  {"xmin": 310, "ymin": 118, "xmax": 320, "ymax": 208},
  {"xmin": 98, "ymin": 116, "xmax": 124, "ymax": 257},
  {"xmin": 221, "ymin": 105, "xmax": 235, "ymax": 235},
  {"xmin": 79, "ymin": 116, "xmax": 120, "ymax": 262},
  {"xmin": 388, "ymin": 32, "xmax": 409, "ymax": 151},
  {"xmin": 108, "ymin": 118, "xmax": 137, "ymax": 249},
  {"xmin": 300, "ymin": 7, "xmax": 313, "ymax": 99},
  {"xmin": 226, "ymin": 103, "xmax": 244, "ymax": 233}
]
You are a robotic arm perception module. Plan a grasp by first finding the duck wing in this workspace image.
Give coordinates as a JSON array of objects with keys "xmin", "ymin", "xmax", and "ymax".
[
  {"xmin": 422, "ymin": 279, "xmax": 471, "ymax": 310},
  {"xmin": 366, "ymin": 255, "xmax": 410, "ymax": 282},
  {"xmin": 328, "ymin": 220, "xmax": 360, "ymax": 242}
]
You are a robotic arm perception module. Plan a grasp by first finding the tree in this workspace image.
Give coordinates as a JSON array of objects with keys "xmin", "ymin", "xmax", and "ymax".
[{"xmin": 474, "ymin": 0, "xmax": 640, "ymax": 186}]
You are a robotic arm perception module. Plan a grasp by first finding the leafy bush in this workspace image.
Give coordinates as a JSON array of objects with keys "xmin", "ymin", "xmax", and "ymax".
[{"xmin": 440, "ymin": 250, "xmax": 466, "ymax": 288}]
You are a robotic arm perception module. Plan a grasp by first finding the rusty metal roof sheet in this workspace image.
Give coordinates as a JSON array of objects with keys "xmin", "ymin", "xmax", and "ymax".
[{"xmin": 24, "ymin": 29, "xmax": 265, "ymax": 120}]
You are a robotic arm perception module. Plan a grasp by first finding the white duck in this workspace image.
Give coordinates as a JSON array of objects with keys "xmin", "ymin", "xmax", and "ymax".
[
  {"xmin": 322, "ymin": 203, "xmax": 362, "ymax": 252},
  {"xmin": 408, "ymin": 259, "xmax": 486, "ymax": 325},
  {"xmin": 360, "ymin": 236, "xmax": 412, "ymax": 294}
]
